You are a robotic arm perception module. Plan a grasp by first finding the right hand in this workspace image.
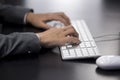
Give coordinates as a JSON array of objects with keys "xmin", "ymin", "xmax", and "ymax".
[
  {"xmin": 36, "ymin": 25, "xmax": 80, "ymax": 48},
  {"xmin": 26, "ymin": 12, "xmax": 71, "ymax": 29}
]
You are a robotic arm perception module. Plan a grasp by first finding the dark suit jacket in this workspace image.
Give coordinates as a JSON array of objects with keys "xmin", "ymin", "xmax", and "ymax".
[{"xmin": 0, "ymin": 3, "xmax": 41, "ymax": 58}]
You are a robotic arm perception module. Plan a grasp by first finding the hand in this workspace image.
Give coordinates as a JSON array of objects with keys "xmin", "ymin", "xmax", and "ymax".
[
  {"xmin": 26, "ymin": 12, "xmax": 71, "ymax": 29},
  {"xmin": 36, "ymin": 25, "xmax": 80, "ymax": 48}
]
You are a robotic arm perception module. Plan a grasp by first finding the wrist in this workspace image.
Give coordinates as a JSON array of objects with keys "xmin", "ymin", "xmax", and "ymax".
[
  {"xmin": 36, "ymin": 33, "xmax": 46, "ymax": 47},
  {"xmin": 26, "ymin": 12, "xmax": 34, "ymax": 24}
]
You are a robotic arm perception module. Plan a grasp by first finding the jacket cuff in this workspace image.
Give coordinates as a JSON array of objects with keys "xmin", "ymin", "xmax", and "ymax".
[{"xmin": 19, "ymin": 32, "xmax": 41, "ymax": 54}]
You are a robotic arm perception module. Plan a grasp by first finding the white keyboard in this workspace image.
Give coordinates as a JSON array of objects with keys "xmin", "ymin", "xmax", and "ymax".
[{"xmin": 60, "ymin": 20, "xmax": 101, "ymax": 60}]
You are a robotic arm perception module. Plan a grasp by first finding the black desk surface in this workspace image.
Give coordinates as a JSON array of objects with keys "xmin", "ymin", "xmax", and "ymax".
[{"xmin": 1, "ymin": 0, "xmax": 120, "ymax": 80}]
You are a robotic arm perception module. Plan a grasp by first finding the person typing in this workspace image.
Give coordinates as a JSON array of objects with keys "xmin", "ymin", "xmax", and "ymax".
[{"xmin": 0, "ymin": 3, "xmax": 80, "ymax": 58}]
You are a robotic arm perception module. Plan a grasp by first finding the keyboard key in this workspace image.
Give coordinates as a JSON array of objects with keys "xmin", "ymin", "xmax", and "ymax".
[
  {"xmin": 67, "ymin": 45, "xmax": 73, "ymax": 48},
  {"xmin": 91, "ymin": 41, "xmax": 96, "ymax": 47},
  {"xmin": 69, "ymin": 49, "xmax": 76, "ymax": 57},
  {"xmin": 61, "ymin": 46, "xmax": 66, "ymax": 50},
  {"xmin": 80, "ymin": 43, "xmax": 85, "ymax": 48},
  {"xmin": 81, "ymin": 48, "xmax": 89, "ymax": 56},
  {"xmin": 62, "ymin": 50, "xmax": 69, "ymax": 56},
  {"xmin": 87, "ymin": 48, "xmax": 95, "ymax": 56},
  {"xmin": 85, "ymin": 42, "xmax": 91, "ymax": 47},
  {"xmin": 75, "ymin": 49, "xmax": 83, "ymax": 57}
]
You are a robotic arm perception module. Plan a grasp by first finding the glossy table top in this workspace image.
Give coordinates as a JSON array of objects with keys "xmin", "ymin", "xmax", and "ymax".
[{"xmin": 1, "ymin": 0, "xmax": 120, "ymax": 80}]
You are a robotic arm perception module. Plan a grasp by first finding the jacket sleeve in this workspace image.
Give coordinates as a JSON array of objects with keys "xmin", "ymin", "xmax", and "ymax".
[
  {"xmin": 0, "ymin": 32, "xmax": 41, "ymax": 58},
  {"xmin": 0, "ymin": 3, "xmax": 33, "ymax": 24}
]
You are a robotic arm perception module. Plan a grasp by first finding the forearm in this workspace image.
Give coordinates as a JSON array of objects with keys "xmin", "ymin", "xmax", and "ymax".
[{"xmin": 0, "ymin": 32, "xmax": 41, "ymax": 58}]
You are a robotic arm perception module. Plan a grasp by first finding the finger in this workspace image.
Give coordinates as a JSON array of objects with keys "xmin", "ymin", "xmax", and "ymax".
[
  {"xmin": 58, "ymin": 13, "xmax": 71, "ymax": 25},
  {"xmin": 64, "ymin": 28, "xmax": 76, "ymax": 35},
  {"xmin": 62, "ymin": 36, "xmax": 80, "ymax": 46},
  {"xmin": 53, "ymin": 16, "xmax": 68, "ymax": 26},
  {"xmin": 61, "ymin": 25, "xmax": 72, "ymax": 31},
  {"xmin": 40, "ymin": 22, "xmax": 53, "ymax": 29},
  {"xmin": 63, "ymin": 26, "xmax": 79, "ymax": 37},
  {"xmin": 68, "ymin": 25, "xmax": 79, "ymax": 37}
]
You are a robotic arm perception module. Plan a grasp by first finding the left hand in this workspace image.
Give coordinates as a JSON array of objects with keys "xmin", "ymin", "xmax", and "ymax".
[{"xmin": 26, "ymin": 12, "xmax": 71, "ymax": 29}]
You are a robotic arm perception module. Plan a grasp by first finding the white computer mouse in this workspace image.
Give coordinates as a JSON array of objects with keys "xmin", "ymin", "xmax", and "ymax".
[{"xmin": 96, "ymin": 55, "xmax": 120, "ymax": 70}]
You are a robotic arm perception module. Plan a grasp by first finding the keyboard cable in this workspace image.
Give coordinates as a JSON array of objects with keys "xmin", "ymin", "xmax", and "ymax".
[{"xmin": 93, "ymin": 33, "xmax": 120, "ymax": 42}]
